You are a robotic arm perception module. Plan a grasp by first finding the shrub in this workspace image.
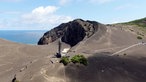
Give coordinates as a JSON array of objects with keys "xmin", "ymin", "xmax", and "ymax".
[
  {"xmin": 15, "ymin": 80, "xmax": 20, "ymax": 82},
  {"xmin": 123, "ymin": 53, "xmax": 127, "ymax": 56},
  {"xmin": 60, "ymin": 56, "xmax": 70, "ymax": 65},
  {"xmin": 137, "ymin": 36, "xmax": 142, "ymax": 39},
  {"xmin": 71, "ymin": 55, "xmax": 88, "ymax": 66}
]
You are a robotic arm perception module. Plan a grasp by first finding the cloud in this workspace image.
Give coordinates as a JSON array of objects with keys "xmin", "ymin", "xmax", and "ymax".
[
  {"xmin": 0, "ymin": 23, "xmax": 6, "ymax": 29},
  {"xmin": 0, "ymin": 19, "xmax": 9, "ymax": 29},
  {"xmin": 115, "ymin": 4, "xmax": 139, "ymax": 10},
  {"xmin": 0, "ymin": 0, "xmax": 22, "ymax": 2},
  {"xmin": 59, "ymin": 0, "xmax": 72, "ymax": 5},
  {"xmin": 0, "ymin": 11, "xmax": 20, "ymax": 15},
  {"xmin": 22, "ymin": 6, "xmax": 72, "ymax": 25},
  {"xmin": 58, "ymin": 0, "xmax": 113, "ymax": 5},
  {"xmin": 32, "ymin": 6, "xmax": 58, "ymax": 15},
  {"xmin": 0, "ymin": 6, "xmax": 73, "ymax": 30},
  {"xmin": 89, "ymin": 0, "xmax": 114, "ymax": 4}
]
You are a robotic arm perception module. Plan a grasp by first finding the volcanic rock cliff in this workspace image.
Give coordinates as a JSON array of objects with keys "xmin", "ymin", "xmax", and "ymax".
[{"xmin": 38, "ymin": 19, "xmax": 107, "ymax": 46}]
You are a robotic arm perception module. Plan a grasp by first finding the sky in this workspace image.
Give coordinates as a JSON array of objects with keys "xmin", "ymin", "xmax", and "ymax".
[{"xmin": 0, "ymin": 0, "xmax": 146, "ymax": 30}]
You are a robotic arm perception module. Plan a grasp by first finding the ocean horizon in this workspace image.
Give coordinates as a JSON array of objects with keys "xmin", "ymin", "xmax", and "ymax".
[{"xmin": 0, "ymin": 30, "xmax": 47, "ymax": 44}]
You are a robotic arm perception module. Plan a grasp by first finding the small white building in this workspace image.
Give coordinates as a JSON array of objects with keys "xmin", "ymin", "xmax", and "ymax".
[{"xmin": 61, "ymin": 48, "xmax": 70, "ymax": 56}]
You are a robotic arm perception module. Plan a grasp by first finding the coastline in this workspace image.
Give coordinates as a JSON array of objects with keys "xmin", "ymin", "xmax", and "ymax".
[{"xmin": 0, "ymin": 30, "xmax": 47, "ymax": 45}]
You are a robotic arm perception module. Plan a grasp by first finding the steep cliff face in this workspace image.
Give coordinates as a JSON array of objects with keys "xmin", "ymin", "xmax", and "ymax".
[{"xmin": 38, "ymin": 19, "xmax": 106, "ymax": 46}]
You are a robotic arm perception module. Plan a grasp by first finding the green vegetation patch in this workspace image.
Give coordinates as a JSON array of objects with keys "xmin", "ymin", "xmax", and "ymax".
[
  {"xmin": 137, "ymin": 36, "xmax": 143, "ymax": 39},
  {"xmin": 123, "ymin": 53, "xmax": 127, "ymax": 56},
  {"xmin": 15, "ymin": 80, "xmax": 20, "ymax": 82},
  {"xmin": 71, "ymin": 55, "xmax": 88, "ymax": 66},
  {"xmin": 124, "ymin": 17, "xmax": 146, "ymax": 28},
  {"xmin": 60, "ymin": 56, "xmax": 70, "ymax": 65},
  {"xmin": 60, "ymin": 55, "xmax": 88, "ymax": 66}
]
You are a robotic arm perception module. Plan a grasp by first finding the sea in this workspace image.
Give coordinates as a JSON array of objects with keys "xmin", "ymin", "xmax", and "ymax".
[{"xmin": 0, "ymin": 30, "xmax": 47, "ymax": 44}]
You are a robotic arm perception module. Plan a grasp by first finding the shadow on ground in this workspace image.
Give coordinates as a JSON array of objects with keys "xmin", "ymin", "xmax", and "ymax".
[{"xmin": 65, "ymin": 52, "xmax": 146, "ymax": 82}]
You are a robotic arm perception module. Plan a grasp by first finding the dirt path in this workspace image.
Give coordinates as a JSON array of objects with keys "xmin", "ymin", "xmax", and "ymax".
[{"xmin": 111, "ymin": 42, "xmax": 145, "ymax": 55}]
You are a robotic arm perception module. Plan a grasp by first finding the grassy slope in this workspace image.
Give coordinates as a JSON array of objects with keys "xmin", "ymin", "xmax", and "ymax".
[
  {"xmin": 124, "ymin": 17, "xmax": 146, "ymax": 28},
  {"xmin": 116, "ymin": 17, "xmax": 146, "ymax": 32}
]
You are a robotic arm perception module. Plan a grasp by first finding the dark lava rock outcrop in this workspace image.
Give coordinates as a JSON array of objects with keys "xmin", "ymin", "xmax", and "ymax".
[{"xmin": 38, "ymin": 19, "xmax": 106, "ymax": 46}]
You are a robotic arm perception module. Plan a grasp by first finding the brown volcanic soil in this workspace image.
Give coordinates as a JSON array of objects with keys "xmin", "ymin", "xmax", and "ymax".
[
  {"xmin": 0, "ymin": 24, "xmax": 146, "ymax": 82},
  {"xmin": 65, "ymin": 53, "xmax": 146, "ymax": 82},
  {"xmin": 0, "ymin": 39, "xmax": 59, "ymax": 82},
  {"xmin": 70, "ymin": 24, "xmax": 146, "ymax": 56}
]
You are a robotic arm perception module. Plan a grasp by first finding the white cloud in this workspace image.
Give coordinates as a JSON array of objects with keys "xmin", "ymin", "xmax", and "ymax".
[
  {"xmin": 89, "ymin": 0, "xmax": 114, "ymax": 4},
  {"xmin": 59, "ymin": 0, "xmax": 72, "ymax": 5},
  {"xmin": 0, "ymin": 19, "xmax": 9, "ymax": 29},
  {"xmin": 32, "ymin": 6, "xmax": 58, "ymax": 15},
  {"xmin": 58, "ymin": 0, "xmax": 113, "ymax": 5},
  {"xmin": 0, "ymin": 11, "xmax": 20, "ymax": 15},
  {"xmin": 0, "ymin": 6, "xmax": 73, "ymax": 30},
  {"xmin": 22, "ymin": 6, "xmax": 72, "ymax": 25},
  {"xmin": 0, "ymin": 0, "xmax": 22, "ymax": 2},
  {"xmin": 115, "ymin": 4, "xmax": 139, "ymax": 10},
  {"xmin": 0, "ymin": 23, "xmax": 6, "ymax": 29}
]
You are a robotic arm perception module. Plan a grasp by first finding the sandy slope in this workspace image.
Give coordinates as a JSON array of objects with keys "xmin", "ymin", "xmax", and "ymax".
[
  {"xmin": 70, "ymin": 25, "xmax": 146, "ymax": 56},
  {"xmin": 0, "ymin": 39, "xmax": 61, "ymax": 82},
  {"xmin": 0, "ymin": 25, "xmax": 146, "ymax": 82}
]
